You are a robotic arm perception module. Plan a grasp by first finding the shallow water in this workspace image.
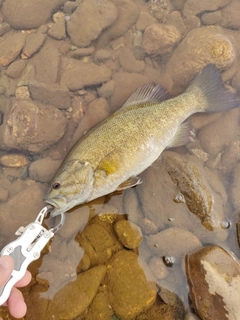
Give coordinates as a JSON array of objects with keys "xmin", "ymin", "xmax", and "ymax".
[{"xmin": 0, "ymin": 0, "xmax": 240, "ymax": 319}]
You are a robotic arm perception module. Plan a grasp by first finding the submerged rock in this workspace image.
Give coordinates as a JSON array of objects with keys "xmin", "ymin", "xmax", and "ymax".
[
  {"xmin": 186, "ymin": 245, "xmax": 240, "ymax": 320},
  {"xmin": 107, "ymin": 250, "xmax": 157, "ymax": 319},
  {"xmin": 67, "ymin": 0, "xmax": 118, "ymax": 47},
  {"xmin": 48, "ymin": 265, "xmax": 107, "ymax": 319},
  {"xmin": 0, "ymin": 32, "xmax": 26, "ymax": 67}
]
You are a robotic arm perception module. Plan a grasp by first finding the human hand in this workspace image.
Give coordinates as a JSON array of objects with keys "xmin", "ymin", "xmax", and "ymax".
[{"xmin": 0, "ymin": 255, "xmax": 31, "ymax": 319}]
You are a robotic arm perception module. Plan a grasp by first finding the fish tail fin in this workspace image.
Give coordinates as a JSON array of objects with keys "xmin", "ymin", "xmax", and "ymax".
[{"xmin": 185, "ymin": 64, "xmax": 239, "ymax": 112}]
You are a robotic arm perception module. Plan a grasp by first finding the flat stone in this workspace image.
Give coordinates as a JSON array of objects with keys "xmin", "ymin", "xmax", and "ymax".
[
  {"xmin": 0, "ymin": 32, "xmax": 26, "ymax": 67},
  {"xmin": 61, "ymin": 60, "xmax": 112, "ymax": 91},
  {"xmin": 5, "ymin": 60, "xmax": 26, "ymax": 79},
  {"xmin": 146, "ymin": 227, "xmax": 202, "ymax": 262},
  {"xmin": 186, "ymin": 245, "xmax": 240, "ymax": 320},
  {"xmin": 29, "ymin": 80, "xmax": 71, "ymax": 109},
  {"xmin": 0, "ymin": 153, "xmax": 29, "ymax": 167}
]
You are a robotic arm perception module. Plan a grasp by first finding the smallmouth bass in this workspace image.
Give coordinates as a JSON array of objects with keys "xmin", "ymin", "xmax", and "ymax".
[{"xmin": 45, "ymin": 64, "xmax": 239, "ymax": 216}]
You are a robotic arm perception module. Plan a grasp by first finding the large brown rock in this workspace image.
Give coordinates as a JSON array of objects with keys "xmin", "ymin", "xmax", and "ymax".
[
  {"xmin": 186, "ymin": 245, "xmax": 240, "ymax": 320},
  {"xmin": 67, "ymin": 0, "xmax": 118, "ymax": 47},
  {"xmin": 107, "ymin": 250, "xmax": 157, "ymax": 319},
  {"xmin": 2, "ymin": 0, "xmax": 66, "ymax": 29},
  {"xmin": 3, "ymin": 99, "xmax": 67, "ymax": 153},
  {"xmin": 166, "ymin": 26, "xmax": 236, "ymax": 92}
]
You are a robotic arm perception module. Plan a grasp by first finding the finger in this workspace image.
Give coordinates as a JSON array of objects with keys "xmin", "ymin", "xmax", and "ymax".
[
  {"xmin": 15, "ymin": 270, "xmax": 31, "ymax": 287},
  {"xmin": 0, "ymin": 256, "xmax": 14, "ymax": 288},
  {"xmin": 7, "ymin": 287, "xmax": 27, "ymax": 319}
]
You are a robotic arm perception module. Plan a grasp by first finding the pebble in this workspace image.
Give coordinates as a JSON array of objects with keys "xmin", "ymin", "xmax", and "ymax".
[
  {"xmin": 0, "ymin": 153, "xmax": 29, "ymax": 167},
  {"xmin": 201, "ymin": 10, "xmax": 222, "ymax": 25},
  {"xmin": 114, "ymin": 220, "xmax": 142, "ymax": 249},
  {"xmin": 149, "ymin": 256, "xmax": 169, "ymax": 280},
  {"xmin": 146, "ymin": 227, "xmax": 202, "ymax": 263},
  {"xmin": 186, "ymin": 245, "xmax": 240, "ymax": 320},
  {"xmin": 0, "ymin": 32, "xmax": 26, "ymax": 67},
  {"xmin": 0, "ymin": 22, "xmax": 10, "ymax": 37},
  {"xmin": 67, "ymin": 0, "xmax": 118, "ymax": 47},
  {"xmin": 21, "ymin": 31, "xmax": 46, "ymax": 59},
  {"xmin": 143, "ymin": 23, "xmax": 181, "ymax": 55},
  {"xmin": 48, "ymin": 12, "xmax": 66, "ymax": 40},
  {"xmin": 107, "ymin": 250, "xmax": 157, "ymax": 319},
  {"xmin": 61, "ymin": 60, "xmax": 112, "ymax": 91}
]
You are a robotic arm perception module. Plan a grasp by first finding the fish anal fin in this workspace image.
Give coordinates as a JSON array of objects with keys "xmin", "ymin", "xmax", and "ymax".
[
  {"xmin": 117, "ymin": 176, "xmax": 142, "ymax": 191},
  {"xmin": 167, "ymin": 122, "xmax": 195, "ymax": 148},
  {"xmin": 121, "ymin": 82, "xmax": 169, "ymax": 110}
]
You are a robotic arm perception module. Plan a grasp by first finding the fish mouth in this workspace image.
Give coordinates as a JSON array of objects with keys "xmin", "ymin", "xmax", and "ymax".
[{"xmin": 44, "ymin": 197, "xmax": 60, "ymax": 209}]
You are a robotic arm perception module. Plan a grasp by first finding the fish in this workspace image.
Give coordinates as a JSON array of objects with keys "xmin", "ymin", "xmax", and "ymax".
[{"xmin": 45, "ymin": 64, "xmax": 239, "ymax": 217}]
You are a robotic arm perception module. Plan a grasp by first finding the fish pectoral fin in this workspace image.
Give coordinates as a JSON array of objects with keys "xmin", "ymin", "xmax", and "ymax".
[
  {"xmin": 119, "ymin": 82, "xmax": 169, "ymax": 110},
  {"xmin": 117, "ymin": 176, "xmax": 142, "ymax": 191},
  {"xmin": 167, "ymin": 122, "xmax": 196, "ymax": 148}
]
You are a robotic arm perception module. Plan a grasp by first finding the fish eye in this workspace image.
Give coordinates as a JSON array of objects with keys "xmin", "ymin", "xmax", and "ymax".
[{"xmin": 52, "ymin": 181, "xmax": 61, "ymax": 190}]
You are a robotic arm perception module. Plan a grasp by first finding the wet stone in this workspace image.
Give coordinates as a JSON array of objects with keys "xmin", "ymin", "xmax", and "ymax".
[
  {"xmin": 162, "ymin": 152, "xmax": 213, "ymax": 230},
  {"xmin": 107, "ymin": 250, "xmax": 157, "ymax": 319},
  {"xmin": 183, "ymin": 0, "xmax": 232, "ymax": 17},
  {"xmin": 119, "ymin": 46, "xmax": 145, "ymax": 73},
  {"xmin": 21, "ymin": 30, "xmax": 46, "ymax": 59},
  {"xmin": 166, "ymin": 26, "xmax": 236, "ymax": 92},
  {"xmin": 146, "ymin": 227, "xmax": 202, "ymax": 263},
  {"xmin": 0, "ymin": 32, "xmax": 26, "ymax": 67},
  {"xmin": 48, "ymin": 265, "xmax": 107, "ymax": 319},
  {"xmin": 0, "ymin": 153, "xmax": 29, "ymax": 167},
  {"xmin": 1, "ymin": 0, "xmax": 64, "ymax": 29},
  {"xmin": 61, "ymin": 60, "xmax": 112, "ymax": 91},
  {"xmin": 0, "ymin": 188, "xmax": 8, "ymax": 202},
  {"xmin": 114, "ymin": 220, "xmax": 142, "ymax": 249},
  {"xmin": 186, "ymin": 245, "xmax": 240, "ymax": 320},
  {"xmin": 143, "ymin": 23, "xmax": 181, "ymax": 55},
  {"xmin": 0, "ymin": 22, "xmax": 11, "ymax": 37},
  {"xmin": 5, "ymin": 60, "xmax": 26, "ymax": 79},
  {"xmin": 67, "ymin": 0, "xmax": 118, "ymax": 47},
  {"xmin": 48, "ymin": 12, "xmax": 66, "ymax": 40},
  {"xmin": 28, "ymin": 157, "xmax": 62, "ymax": 183},
  {"xmin": 29, "ymin": 80, "xmax": 71, "ymax": 109},
  {"xmin": 3, "ymin": 99, "xmax": 67, "ymax": 153}
]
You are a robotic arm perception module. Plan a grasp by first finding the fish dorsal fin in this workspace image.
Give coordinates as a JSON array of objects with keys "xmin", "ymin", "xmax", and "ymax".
[
  {"xmin": 117, "ymin": 176, "xmax": 142, "ymax": 191},
  {"xmin": 121, "ymin": 82, "xmax": 169, "ymax": 109}
]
